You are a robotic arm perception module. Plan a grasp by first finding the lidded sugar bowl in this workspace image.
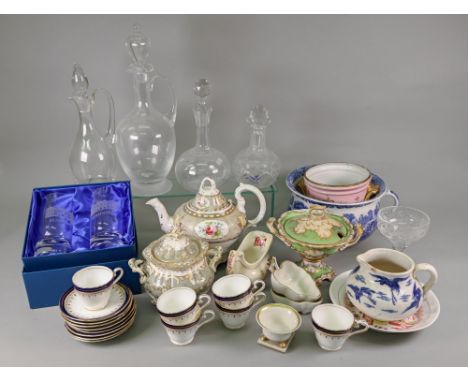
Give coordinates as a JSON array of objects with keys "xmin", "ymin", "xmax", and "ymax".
[
  {"xmin": 267, "ymin": 205, "xmax": 362, "ymax": 283},
  {"xmin": 128, "ymin": 223, "xmax": 222, "ymax": 302},
  {"xmin": 146, "ymin": 177, "xmax": 266, "ymax": 261}
]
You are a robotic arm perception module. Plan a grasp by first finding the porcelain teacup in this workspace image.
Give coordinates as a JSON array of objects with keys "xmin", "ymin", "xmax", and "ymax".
[
  {"xmin": 215, "ymin": 292, "xmax": 266, "ymax": 330},
  {"xmin": 256, "ymin": 303, "xmax": 302, "ymax": 342},
  {"xmin": 72, "ymin": 266, "xmax": 124, "ymax": 311},
  {"xmin": 311, "ymin": 304, "xmax": 368, "ymax": 351},
  {"xmin": 156, "ymin": 287, "xmax": 211, "ymax": 326},
  {"xmin": 212, "ymin": 274, "xmax": 265, "ymax": 310},
  {"xmin": 161, "ymin": 310, "xmax": 216, "ymax": 346}
]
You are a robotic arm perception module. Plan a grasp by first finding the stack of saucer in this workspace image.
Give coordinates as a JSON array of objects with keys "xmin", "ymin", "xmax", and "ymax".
[{"xmin": 59, "ymin": 283, "xmax": 136, "ymax": 343}]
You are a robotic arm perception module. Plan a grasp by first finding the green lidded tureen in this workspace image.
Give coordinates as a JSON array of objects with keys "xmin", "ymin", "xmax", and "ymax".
[{"xmin": 267, "ymin": 205, "xmax": 362, "ymax": 283}]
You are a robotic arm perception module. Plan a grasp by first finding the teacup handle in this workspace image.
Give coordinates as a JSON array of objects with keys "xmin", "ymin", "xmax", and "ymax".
[
  {"xmin": 197, "ymin": 294, "xmax": 211, "ymax": 311},
  {"xmin": 383, "ymin": 189, "xmax": 399, "ymax": 206},
  {"xmin": 252, "ymin": 279, "xmax": 266, "ymax": 297},
  {"xmin": 349, "ymin": 320, "xmax": 369, "ymax": 337},
  {"xmin": 112, "ymin": 267, "xmax": 124, "ymax": 285},
  {"xmin": 251, "ymin": 292, "xmax": 266, "ymax": 310},
  {"xmin": 414, "ymin": 263, "xmax": 438, "ymax": 293},
  {"xmin": 195, "ymin": 309, "xmax": 216, "ymax": 333}
]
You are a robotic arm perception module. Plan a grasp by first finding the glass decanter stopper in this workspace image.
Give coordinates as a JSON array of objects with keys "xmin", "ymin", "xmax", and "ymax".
[
  {"xmin": 90, "ymin": 186, "xmax": 124, "ymax": 249},
  {"xmin": 116, "ymin": 24, "xmax": 177, "ymax": 196},
  {"xmin": 233, "ymin": 105, "xmax": 280, "ymax": 188},
  {"xmin": 69, "ymin": 64, "xmax": 117, "ymax": 183},
  {"xmin": 175, "ymin": 79, "xmax": 231, "ymax": 191},
  {"xmin": 34, "ymin": 192, "xmax": 73, "ymax": 256}
]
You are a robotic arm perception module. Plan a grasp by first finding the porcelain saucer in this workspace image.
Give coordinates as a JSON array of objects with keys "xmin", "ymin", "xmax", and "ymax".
[
  {"xmin": 329, "ymin": 270, "xmax": 440, "ymax": 333},
  {"xmin": 61, "ymin": 283, "xmax": 129, "ymax": 321}
]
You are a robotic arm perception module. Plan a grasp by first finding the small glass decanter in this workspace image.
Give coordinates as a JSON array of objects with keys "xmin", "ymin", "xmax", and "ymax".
[
  {"xmin": 233, "ymin": 105, "xmax": 281, "ymax": 188},
  {"xmin": 175, "ymin": 79, "xmax": 231, "ymax": 191},
  {"xmin": 116, "ymin": 24, "xmax": 177, "ymax": 196},
  {"xmin": 34, "ymin": 192, "xmax": 74, "ymax": 256},
  {"xmin": 90, "ymin": 186, "xmax": 124, "ymax": 249},
  {"xmin": 69, "ymin": 64, "xmax": 117, "ymax": 183}
]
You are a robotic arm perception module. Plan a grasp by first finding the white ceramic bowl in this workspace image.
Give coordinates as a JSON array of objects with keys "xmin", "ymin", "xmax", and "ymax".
[
  {"xmin": 256, "ymin": 303, "xmax": 302, "ymax": 342},
  {"xmin": 270, "ymin": 290, "xmax": 322, "ymax": 315}
]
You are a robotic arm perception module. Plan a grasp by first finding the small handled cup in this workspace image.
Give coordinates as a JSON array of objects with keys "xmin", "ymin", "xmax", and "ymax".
[
  {"xmin": 216, "ymin": 292, "xmax": 267, "ymax": 330},
  {"xmin": 72, "ymin": 265, "xmax": 124, "ymax": 311},
  {"xmin": 161, "ymin": 309, "xmax": 216, "ymax": 346},
  {"xmin": 212, "ymin": 274, "xmax": 265, "ymax": 310},
  {"xmin": 311, "ymin": 304, "xmax": 368, "ymax": 351},
  {"xmin": 156, "ymin": 287, "xmax": 211, "ymax": 326}
]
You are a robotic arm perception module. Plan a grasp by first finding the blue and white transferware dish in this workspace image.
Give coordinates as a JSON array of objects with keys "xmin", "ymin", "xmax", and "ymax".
[
  {"xmin": 345, "ymin": 248, "xmax": 438, "ymax": 322},
  {"xmin": 330, "ymin": 270, "xmax": 440, "ymax": 333},
  {"xmin": 286, "ymin": 165, "xmax": 399, "ymax": 240}
]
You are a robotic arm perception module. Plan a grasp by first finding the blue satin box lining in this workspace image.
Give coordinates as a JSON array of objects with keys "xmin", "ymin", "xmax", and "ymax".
[{"xmin": 22, "ymin": 181, "xmax": 137, "ymax": 272}]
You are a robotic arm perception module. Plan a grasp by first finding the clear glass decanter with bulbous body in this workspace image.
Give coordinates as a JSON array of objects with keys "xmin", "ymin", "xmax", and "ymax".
[
  {"xmin": 175, "ymin": 79, "xmax": 231, "ymax": 191},
  {"xmin": 233, "ymin": 105, "xmax": 281, "ymax": 188},
  {"xmin": 116, "ymin": 25, "xmax": 177, "ymax": 196},
  {"xmin": 68, "ymin": 64, "xmax": 117, "ymax": 183}
]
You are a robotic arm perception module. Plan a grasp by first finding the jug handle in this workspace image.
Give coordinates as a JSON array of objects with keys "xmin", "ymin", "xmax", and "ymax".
[
  {"xmin": 268, "ymin": 256, "xmax": 279, "ymax": 273},
  {"xmin": 91, "ymin": 88, "xmax": 116, "ymax": 143},
  {"xmin": 151, "ymin": 74, "xmax": 177, "ymax": 127},
  {"xmin": 234, "ymin": 183, "xmax": 266, "ymax": 227},
  {"xmin": 414, "ymin": 263, "xmax": 438, "ymax": 294}
]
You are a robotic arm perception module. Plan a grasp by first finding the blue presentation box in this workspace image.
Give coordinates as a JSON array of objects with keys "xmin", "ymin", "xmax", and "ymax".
[{"xmin": 21, "ymin": 181, "xmax": 141, "ymax": 309}]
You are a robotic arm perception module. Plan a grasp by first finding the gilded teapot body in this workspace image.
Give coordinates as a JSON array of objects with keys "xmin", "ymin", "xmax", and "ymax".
[
  {"xmin": 346, "ymin": 248, "xmax": 438, "ymax": 321},
  {"xmin": 128, "ymin": 224, "xmax": 222, "ymax": 302},
  {"xmin": 147, "ymin": 177, "xmax": 266, "ymax": 261}
]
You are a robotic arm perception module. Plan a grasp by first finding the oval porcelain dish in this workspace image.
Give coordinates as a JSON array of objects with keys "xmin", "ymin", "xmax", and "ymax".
[
  {"xmin": 271, "ymin": 260, "xmax": 321, "ymax": 302},
  {"xmin": 270, "ymin": 290, "xmax": 322, "ymax": 315}
]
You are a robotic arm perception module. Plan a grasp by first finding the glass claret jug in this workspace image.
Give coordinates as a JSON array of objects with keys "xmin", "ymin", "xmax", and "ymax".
[
  {"xmin": 175, "ymin": 79, "xmax": 231, "ymax": 192},
  {"xmin": 69, "ymin": 64, "xmax": 117, "ymax": 183},
  {"xmin": 116, "ymin": 25, "xmax": 177, "ymax": 196},
  {"xmin": 233, "ymin": 105, "xmax": 280, "ymax": 188}
]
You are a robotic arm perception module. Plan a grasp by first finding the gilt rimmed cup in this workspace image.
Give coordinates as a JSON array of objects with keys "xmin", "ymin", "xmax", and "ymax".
[
  {"xmin": 161, "ymin": 309, "xmax": 216, "ymax": 346},
  {"xmin": 156, "ymin": 287, "xmax": 211, "ymax": 326},
  {"xmin": 256, "ymin": 303, "xmax": 302, "ymax": 342},
  {"xmin": 311, "ymin": 304, "xmax": 368, "ymax": 351},
  {"xmin": 215, "ymin": 292, "xmax": 266, "ymax": 330},
  {"xmin": 72, "ymin": 266, "xmax": 124, "ymax": 311},
  {"xmin": 212, "ymin": 274, "xmax": 265, "ymax": 310}
]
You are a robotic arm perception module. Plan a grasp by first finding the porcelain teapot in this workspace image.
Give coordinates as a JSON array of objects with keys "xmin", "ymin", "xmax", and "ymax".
[
  {"xmin": 146, "ymin": 177, "xmax": 267, "ymax": 260},
  {"xmin": 346, "ymin": 248, "xmax": 438, "ymax": 321}
]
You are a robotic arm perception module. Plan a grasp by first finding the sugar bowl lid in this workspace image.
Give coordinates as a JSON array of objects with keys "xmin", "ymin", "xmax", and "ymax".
[
  {"xmin": 145, "ymin": 223, "xmax": 209, "ymax": 267},
  {"xmin": 184, "ymin": 177, "xmax": 234, "ymax": 216},
  {"xmin": 276, "ymin": 205, "xmax": 354, "ymax": 248}
]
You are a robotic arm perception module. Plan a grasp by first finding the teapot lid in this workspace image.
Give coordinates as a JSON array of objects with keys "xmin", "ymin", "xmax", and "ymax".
[
  {"xmin": 276, "ymin": 205, "xmax": 354, "ymax": 248},
  {"xmin": 147, "ymin": 222, "xmax": 209, "ymax": 266},
  {"xmin": 184, "ymin": 177, "xmax": 235, "ymax": 216}
]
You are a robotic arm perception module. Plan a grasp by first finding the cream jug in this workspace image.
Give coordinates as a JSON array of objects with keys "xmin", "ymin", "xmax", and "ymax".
[{"xmin": 346, "ymin": 248, "xmax": 438, "ymax": 321}]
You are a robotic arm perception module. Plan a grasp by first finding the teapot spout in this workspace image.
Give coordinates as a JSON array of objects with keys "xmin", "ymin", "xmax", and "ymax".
[{"xmin": 146, "ymin": 198, "xmax": 174, "ymax": 233}]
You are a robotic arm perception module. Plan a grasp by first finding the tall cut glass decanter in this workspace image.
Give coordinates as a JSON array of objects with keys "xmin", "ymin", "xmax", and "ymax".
[
  {"xmin": 233, "ymin": 105, "xmax": 280, "ymax": 188},
  {"xmin": 175, "ymin": 79, "xmax": 231, "ymax": 191},
  {"xmin": 116, "ymin": 24, "xmax": 177, "ymax": 196},
  {"xmin": 69, "ymin": 64, "xmax": 117, "ymax": 183}
]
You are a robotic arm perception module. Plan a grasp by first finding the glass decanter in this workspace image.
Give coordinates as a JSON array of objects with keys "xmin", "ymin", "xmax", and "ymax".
[
  {"xmin": 34, "ymin": 192, "xmax": 74, "ymax": 256},
  {"xmin": 90, "ymin": 186, "xmax": 124, "ymax": 249},
  {"xmin": 175, "ymin": 79, "xmax": 231, "ymax": 191},
  {"xmin": 69, "ymin": 64, "xmax": 117, "ymax": 183},
  {"xmin": 233, "ymin": 105, "xmax": 280, "ymax": 188},
  {"xmin": 116, "ymin": 24, "xmax": 177, "ymax": 196}
]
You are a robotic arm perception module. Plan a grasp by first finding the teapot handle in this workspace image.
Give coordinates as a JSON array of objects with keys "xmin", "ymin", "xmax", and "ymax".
[
  {"xmin": 234, "ymin": 183, "xmax": 266, "ymax": 227},
  {"xmin": 151, "ymin": 74, "xmax": 177, "ymax": 127},
  {"xmin": 414, "ymin": 263, "xmax": 438, "ymax": 294},
  {"xmin": 91, "ymin": 88, "xmax": 116, "ymax": 144},
  {"xmin": 207, "ymin": 246, "xmax": 223, "ymax": 272}
]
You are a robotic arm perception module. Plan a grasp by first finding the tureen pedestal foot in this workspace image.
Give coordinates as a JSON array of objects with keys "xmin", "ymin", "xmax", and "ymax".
[
  {"xmin": 298, "ymin": 257, "xmax": 335, "ymax": 284},
  {"xmin": 131, "ymin": 179, "xmax": 173, "ymax": 197}
]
